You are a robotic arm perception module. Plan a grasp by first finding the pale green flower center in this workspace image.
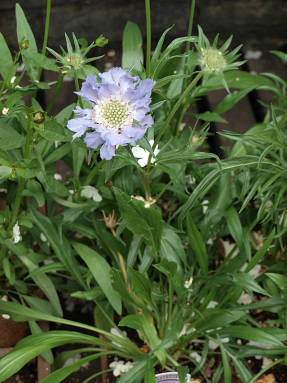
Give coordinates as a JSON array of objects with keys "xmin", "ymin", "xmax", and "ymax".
[
  {"xmin": 101, "ymin": 100, "xmax": 128, "ymax": 127},
  {"xmin": 65, "ymin": 53, "xmax": 84, "ymax": 70},
  {"xmin": 203, "ymin": 49, "xmax": 226, "ymax": 72}
]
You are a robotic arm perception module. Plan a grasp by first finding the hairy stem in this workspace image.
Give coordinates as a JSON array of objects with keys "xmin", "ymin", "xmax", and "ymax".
[{"xmin": 46, "ymin": 72, "xmax": 64, "ymax": 114}]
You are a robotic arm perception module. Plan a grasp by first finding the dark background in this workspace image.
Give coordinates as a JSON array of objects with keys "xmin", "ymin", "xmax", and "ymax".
[{"xmin": 1, "ymin": 0, "xmax": 287, "ymax": 51}]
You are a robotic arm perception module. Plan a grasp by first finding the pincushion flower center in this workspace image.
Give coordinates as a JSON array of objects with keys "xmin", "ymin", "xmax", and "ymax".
[
  {"xmin": 101, "ymin": 100, "xmax": 128, "ymax": 128},
  {"xmin": 204, "ymin": 49, "xmax": 226, "ymax": 71}
]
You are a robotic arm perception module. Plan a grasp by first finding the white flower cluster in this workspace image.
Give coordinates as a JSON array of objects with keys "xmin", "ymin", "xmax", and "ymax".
[
  {"xmin": 12, "ymin": 222, "xmax": 21, "ymax": 244},
  {"xmin": 132, "ymin": 140, "xmax": 159, "ymax": 167},
  {"xmin": 80, "ymin": 186, "xmax": 102, "ymax": 202},
  {"xmin": 109, "ymin": 359, "xmax": 133, "ymax": 377}
]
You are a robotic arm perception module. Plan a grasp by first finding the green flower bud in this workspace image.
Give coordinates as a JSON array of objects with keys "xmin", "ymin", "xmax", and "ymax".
[{"xmin": 96, "ymin": 34, "xmax": 108, "ymax": 47}]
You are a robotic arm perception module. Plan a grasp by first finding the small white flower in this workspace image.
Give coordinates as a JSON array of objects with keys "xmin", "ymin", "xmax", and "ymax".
[
  {"xmin": 1, "ymin": 296, "xmax": 10, "ymax": 319},
  {"xmin": 262, "ymin": 357, "xmax": 273, "ymax": 369},
  {"xmin": 80, "ymin": 186, "xmax": 102, "ymax": 202},
  {"xmin": 40, "ymin": 233, "xmax": 47, "ymax": 242},
  {"xmin": 54, "ymin": 173, "xmax": 63, "ymax": 181},
  {"xmin": 63, "ymin": 353, "xmax": 81, "ymax": 367},
  {"xmin": 15, "ymin": 85, "xmax": 22, "ymax": 89},
  {"xmin": 0, "ymin": 188, "xmax": 7, "ymax": 193},
  {"xmin": 202, "ymin": 200, "xmax": 209, "ymax": 214},
  {"xmin": 2, "ymin": 107, "xmax": 9, "ymax": 116},
  {"xmin": 222, "ymin": 240, "xmax": 239, "ymax": 258},
  {"xmin": 185, "ymin": 174, "xmax": 196, "ymax": 186},
  {"xmin": 131, "ymin": 140, "xmax": 159, "ymax": 167},
  {"xmin": 55, "ymin": 141, "xmax": 60, "ymax": 148},
  {"xmin": 17, "ymin": 63, "xmax": 24, "ymax": 72},
  {"xmin": 131, "ymin": 195, "xmax": 156, "ymax": 208},
  {"xmin": 110, "ymin": 327, "xmax": 127, "ymax": 338},
  {"xmin": 179, "ymin": 324, "xmax": 195, "ymax": 337},
  {"xmin": 109, "ymin": 359, "xmax": 133, "ymax": 377},
  {"xmin": 237, "ymin": 291, "xmax": 253, "ymax": 305},
  {"xmin": 68, "ymin": 189, "xmax": 75, "ymax": 195},
  {"xmin": 207, "ymin": 300, "xmax": 217, "ymax": 309},
  {"xmin": 209, "ymin": 337, "xmax": 229, "ymax": 350},
  {"xmin": 12, "ymin": 222, "xmax": 21, "ymax": 244},
  {"xmin": 10, "ymin": 76, "xmax": 17, "ymax": 84},
  {"xmin": 241, "ymin": 263, "xmax": 261, "ymax": 278},
  {"xmin": 190, "ymin": 351, "xmax": 201, "ymax": 363},
  {"xmin": 184, "ymin": 276, "xmax": 193, "ymax": 289}
]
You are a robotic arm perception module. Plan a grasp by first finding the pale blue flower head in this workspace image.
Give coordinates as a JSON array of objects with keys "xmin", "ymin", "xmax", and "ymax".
[{"xmin": 67, "ymin": 67, "xmax": 155, "ymax": 160}]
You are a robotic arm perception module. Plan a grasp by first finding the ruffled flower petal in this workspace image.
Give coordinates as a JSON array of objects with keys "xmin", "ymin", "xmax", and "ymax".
[{"xmin": 67, "ymin": 67, "xmax": 154, "ymax": 160}]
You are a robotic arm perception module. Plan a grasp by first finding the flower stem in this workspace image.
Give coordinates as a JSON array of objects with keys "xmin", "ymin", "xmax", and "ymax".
[
  {"xmin": 37, "ymin": 0, "xmax": 52, "ymax": 81},
  {"xmin": 74, "ymin": 70, "xmax": 83, "ymax": 108},
  {"xmin": 186, "ymin": 0, "xmax": 196, "ymax": 53},
  {"xmin": 10, "ymin": 116, "xmax": 33, "ymax": 228},
  {"xmin": 84, "ymin": 160, "xmax": 101, "ymax": 186},
  {"xmin": 248, "ymin": 358, "xmax": 284, "ymax": 383},
  {"xmin": 145, "ymin": 0, "xmax": 151, "ymax": 77},
  {"xmin": 46, "ymin": 72, "xmax": 64, "ymax": 114},
  {"xmin": 151, "ymin": 71, "xmax": 203, "ymax": 153}
]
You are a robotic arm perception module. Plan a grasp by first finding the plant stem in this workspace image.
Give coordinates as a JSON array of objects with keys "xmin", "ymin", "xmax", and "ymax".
[
  {"xmin": 46, "ymin": 72, "xmax": 64, "ymax": 114},
  {"xmin": 74, "ymin": 70, "xmax": 83, "ymax": 108},
  {"xmin": 145, "ymin": 0, "xmax": 151, "ymax": 77},
  {"xmin": 248, "ymin": 358, "xmax": 283, "ymax": 383},
  {"xmin": 42, "ymin": 0, "xmax": 52, "ymax": 56},
  {"xmin": 37, "ymin": 0, "xmax": 52, "ymax": 81},
  {"xmin": 84, "ymin": 160, "xmax": 102, "ymax": 186},
  {"xmin": 10, "ymin": 117, "xmax": 33, "ymax": 228},
  {"xmin": 151, "ymin": 71, "xmax": 203, "ymax": 155},
  {"xmin": 186, "ymin": 0, "xmax": 196, "ymax": 53}
]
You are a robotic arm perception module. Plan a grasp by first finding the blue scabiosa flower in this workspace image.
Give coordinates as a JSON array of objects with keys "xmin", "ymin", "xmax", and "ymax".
[{"xmin": 67, "ymin": 67, "xmax": 155, "ymax": 160}]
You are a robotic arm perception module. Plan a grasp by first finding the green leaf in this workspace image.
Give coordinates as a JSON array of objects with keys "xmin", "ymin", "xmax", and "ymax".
[
  {"xmin": 25, "ymin": 52, "xmax": 58, "ymax": 71},
  {"xmin": 114, "ymin": 187, "xmax": 163, "ymax": 251},
  {"xmin": 150, "ymin": 25, "xmax": 173, "ymax": 72},
  {"xmin": 15, "ymin": 3, "xmax": 38, "ymax": 79},
  {"xmin": 144, "ymin": 358, "xmax": 156, "ymax": 383},
  {"xmin": 196, "ymin": 111, "xmax": 227, "ymax": 123},
  {"xmin": 4, "ymin": 241, "xmax": 63, "ymax": 317},
  {"xmin": 0, "ymin": 32, "xmax": 14, "ymax": 80},
  {"xmin": 245, "ymin": 229, "xmax": 275, "ymax": 273},
  {"xmin": 186, "ymin": 216, "xmax": 208, "ymax": 275},
  {"xmin": 178, "ymin": 366, "xmax": 189, "ymax": 383},
  {"xmin": 0, "ymin": 165, "xmax": 12, "ymax": 182},
  {"xmin": 40, "ymin": 119, "xmax": 71, "ymax": 142},
  {"xmin": 219, "ymin": 326, "xmax": 283, "ymax": 346},
  {"xmin": 72, "ymin": 142, "xmax": 86, "ymax": 178},
  {"xmin": 40, "ymin": 353, "xmax": 104, "ymax": 383},
  {"xmin": 44, "ymin": 143, "xmax": 72, "ymax": 165},
  {"xmin": 266, "ymin": 273, "xmax": 287, "ymax": 290},
  {"xmin": 29, "ymin": 205, "xmax": 86, "ymax": 289},
  {"xmin": 219, "ymin": 343, "xmax": 231, "ymax": 383},
  {"xmin": 0, "ymin": 330, "xmax": 98, "ymax": 382},
  {"xmin": 122, "ymin": 21, "xmax": 143, "ymax": 72},
  {"xmin": 233, "ymin": 273, "xmax": 269, "ymax": 296},
  {"xmin": 23, "ymin": 179, "xmax": 45, "ymax": 207},
  {"xmin": 214, "ymin": 87, "xmax": 255, "ymax": 115},
  {"xmin": 0, "ymin": 119, "xmax": 25, "ymax": 150},
  {"xmin": 29, "ymin": 321, "xmax": 54, "ymax": 364},
  {"xmin": 160, "ymin": 226, "xmax": 187, "ymax": 268},
  {"xmin": 73, "ymin": 242, "xmax": 122, "ymax": 315}
]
